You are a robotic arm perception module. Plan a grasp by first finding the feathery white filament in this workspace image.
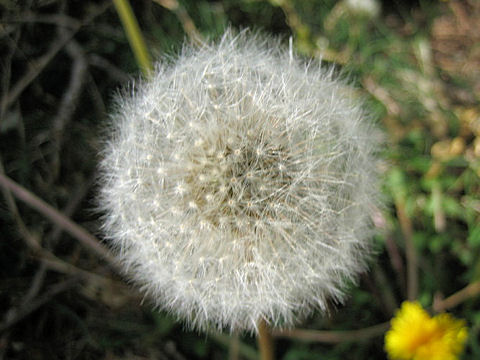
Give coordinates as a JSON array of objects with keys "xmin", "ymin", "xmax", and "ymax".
[{"xmin": 99, "ymin": 30, "xmax": 381, "ymax": 333}]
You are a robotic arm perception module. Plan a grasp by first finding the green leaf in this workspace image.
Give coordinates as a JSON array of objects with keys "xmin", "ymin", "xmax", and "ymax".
[
  {"xmin": 467, "ymin": 226, "xmax": 480, "ymax": 248},
  {"xmin": 387, "ymin": 167, "xmax": 407, "ymax": 202}
]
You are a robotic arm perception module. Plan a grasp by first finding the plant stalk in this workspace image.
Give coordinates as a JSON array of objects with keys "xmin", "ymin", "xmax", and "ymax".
[
  {"xmin": 113, "ymin": 0, "xmax": 153, "ymax": 76},
  {"xmin": 257, "ymin": 319, "xmax": 274, "ymax": 360}
]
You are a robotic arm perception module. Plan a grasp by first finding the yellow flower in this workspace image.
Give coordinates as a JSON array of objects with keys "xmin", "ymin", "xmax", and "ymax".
[{"xmin": 385, "ymin": 301, "xmax": 468, "ymax": 360}]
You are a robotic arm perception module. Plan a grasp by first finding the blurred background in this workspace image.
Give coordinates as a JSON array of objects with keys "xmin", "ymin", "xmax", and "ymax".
[{"xmin": 0, "ymin": 0, "xmax": 479, "ymax": 359}]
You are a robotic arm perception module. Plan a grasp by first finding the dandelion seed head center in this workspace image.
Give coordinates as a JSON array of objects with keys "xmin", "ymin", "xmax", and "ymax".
[{"xmin": 179, "ymin": 128, "xmax": 294, "ymax": 229}]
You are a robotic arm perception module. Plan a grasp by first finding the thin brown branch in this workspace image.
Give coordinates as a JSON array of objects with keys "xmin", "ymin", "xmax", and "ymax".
[
  {"xmin": 395, "ymin": 199, "xmax": 418, "ymax": 301},
  {"xmin": 52, "ymin": 41, "xmax": 87, "ymax": 140},
  {"xmin": 385, "ymin": 234, "xmax": 406, "ymax": 297},
  {"xmin": 0, "ymin": 22, "xmax": 20, "ymax": 123},
  {"xmin": 37, "ymin": 249, "xmax": 112, "ymax": 283},
  {"xmin": 50, "ymin": 40, "xmax": 87, "ymax": 180},
  {"xmin": 0, "ymin": 172, "xmax": 115, "ymax": 264},
  {"xmin": 85, "ymin": 73, "xmax": 107, "ymax": 119},
  {"xmin": 48, "ymin": 175, "xmax": 95, "ymax": 246},
  {"xmin": 364, "ymin": 266, "xmax": 398, "ymax": 317},
  {"xmin": 0, "ymin": 277, "xmax": 80, "ymax": 332},
  {"xmin": 0, "ymin": 158, "xmax": 41, "ymax": 251},
  {"xmin": 152, "ymin": 0, "xmax": 202, "ymax": 43},
  {"xmin": 2, "ymin": 13, "xmax": 81, "ymax": 28},
  {"xmin": 1, "ymin": 157, "xmax": 115, "ymax": 281},
  {"xmin": 272, "ymin": 322, "xmax": 390, "ymax": 343},
  {"xmin": 363, "ymin": 77, "xmax": 401, "ymax": 117},
  {"xmin": 433, "ymin": 280, "xmax": 480, "ymax": 313},
  {"xmin": 87, "ymin": 54, "xmax": 131, "ymax": 83},
  {"xmin": 1, "ymin": 31, "xmax": 73, "ymax": 111},
  {"xmin": 21, "ymin": 263, "xmax": 47, "ymax": 306},
  {"xmin": 0, "ymin": 1, "xmax": 110, "ymax": 111}
]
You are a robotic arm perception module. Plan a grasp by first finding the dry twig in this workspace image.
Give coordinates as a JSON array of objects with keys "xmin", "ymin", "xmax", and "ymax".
[
  {"xmin": 272, "ymin": 322, "xmax": 390, "ymax": 343},
  {"xmin": 49, "ymin": 40, "xmax": 88, "ymax": 180},
  {"xmin": 0, "ymin": 172, "xmax": 115, "ymax": 264},
  {"xmin": 0, "ymin": 1, "xmax": 111, "ymax": 112},
  {"xmin": 0, "ymin": 277, "xmax": 80, "ymax": 332},
  {"xmin": 395, "ymin": 199, "xmax": 418, "ymax": 301},
  {"xmin": 433, "ymin": 280, "xmax": 480, "ymax": 313},
  {"xmin": 153, "ymin": 0, "xmax": 202, "ymax": 43}
]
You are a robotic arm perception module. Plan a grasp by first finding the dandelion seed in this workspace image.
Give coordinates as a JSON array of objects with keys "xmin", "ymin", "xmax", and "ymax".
[{"xmin": 98, "ymin": 29, "xmax": 382, "ymax": 332}]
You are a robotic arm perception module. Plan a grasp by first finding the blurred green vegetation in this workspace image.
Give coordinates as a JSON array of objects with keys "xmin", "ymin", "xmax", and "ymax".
[{"xmin": 0, "ymin": 0, "xmax": 479, "ymax": 359}]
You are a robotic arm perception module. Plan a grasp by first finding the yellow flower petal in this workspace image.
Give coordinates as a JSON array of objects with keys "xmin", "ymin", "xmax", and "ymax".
[{"xmin": 385, "ymin": 301, "xmax": 468, "ymax": 360}]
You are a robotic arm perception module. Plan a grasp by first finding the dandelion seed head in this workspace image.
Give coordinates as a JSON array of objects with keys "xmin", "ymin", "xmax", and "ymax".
[{"xmin": 99, "ymin": 29, "xmax": 382, "ymax": 333}]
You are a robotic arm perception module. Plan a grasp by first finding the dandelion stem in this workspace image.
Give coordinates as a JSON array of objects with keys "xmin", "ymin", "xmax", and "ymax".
[
  {"xmin": 229, "ymin": 332, "xmax": 240, "ymax": 360},
  {"xmin": 113, "ymin": 0, "xmax": 153, "ymax": 76},
  {"xmin": 257, "ymin": 319, "xmax": 274, "ymax": 360}
]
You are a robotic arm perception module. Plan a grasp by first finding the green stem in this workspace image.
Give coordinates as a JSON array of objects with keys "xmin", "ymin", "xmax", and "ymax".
[{"xmin": 113, "ymin": 0, "xmax": 153, "ymax": 76}]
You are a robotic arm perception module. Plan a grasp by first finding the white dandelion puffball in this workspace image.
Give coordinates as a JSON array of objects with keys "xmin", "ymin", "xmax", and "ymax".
[{"xmin": 99, "ymin": 30, "xmax": 381, "ymax": 332}]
